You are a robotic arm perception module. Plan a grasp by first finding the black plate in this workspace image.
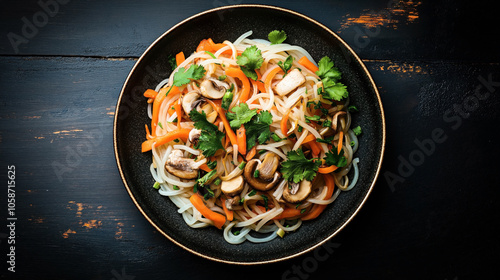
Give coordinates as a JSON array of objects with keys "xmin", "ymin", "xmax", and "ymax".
[{"xmin": 114, "ymin": 4, "xmax": 385, "ymax": 264}]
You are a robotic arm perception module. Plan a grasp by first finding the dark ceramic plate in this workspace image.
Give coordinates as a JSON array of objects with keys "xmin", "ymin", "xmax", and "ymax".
[{"xmin": 114, "ymin": 5, "xmax": 385, "ymax": 264}]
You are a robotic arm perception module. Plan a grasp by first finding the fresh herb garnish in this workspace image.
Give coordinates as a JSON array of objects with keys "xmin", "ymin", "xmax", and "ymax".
[
  {"xmin": 172, "ymin": 64, "xmax": 206, "ymax": 87},
  {"xmin": 236, "ymin": 45, "xmax": 264, "ymax": 80},
  {"xmin": 278, "ymin": 55, "xmax": 294, "ymax": 76},
  {"xmin": 268, "ymin": 30, "xmax": 287, "ymax": 45},
  {"xmin": 261, "ymin": 195, "xmax": 269, "ymax": 210},
  {"xmin": 189, "ymin": 110, "xmax": 225, "ymax": 157},
  {"xmin": 353, "ymin": 125, "xmax": 362, "ymax": 136},
  {"xmin": 281, "ymin": 149, "xmax": 321, "ymax": 183},
  {"xmin": 248, "ymin": 189, "xmax": 257, "ymax": 197},
  {"xmin": 226, "ymin": 103, "xmax": 257, "ymax": 128},
  {"xmin": 324, "ymin": 148, "xmax": 347, "ymax": 168},
  {"xmin": 245, "ymin": 110, "xmax": 273, "ymax": 150},
  {"xmin": 316, "ymin": 56, "xmax": 348, "ymax": 101}
]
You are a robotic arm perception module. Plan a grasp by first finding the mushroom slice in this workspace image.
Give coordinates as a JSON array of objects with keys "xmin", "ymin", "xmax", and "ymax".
[
  {"xmin": 182, "ymin": 91, "xmax": 204, "ymax": 114},
  {"xmin": 221, "ymin": 175, "xmax": 244, "ymax": 196},
  {"xmin": 274, "ymin": 69, "xmax": 306, "ymax": 96},
  {"xmin": 165, "ymin": 149, "xmax": 198, "ymax": 179},
  {"xmin": 225, "ymin": 195, "xmax": 242, "ymax": 211},
  {"xmin": 199, "ymin": 78, "xmax": 229, "ymax": 99},
  {"xmin": 189, "ymin": 129, "xmax": 201, "ymax": 146},
  {"xmin": 244, "ymin": 159, "xmax": 281, "ymax": 191},
  {"xmin": 256, "ymin": 153, "xmax": 280, "ymax": 181},
  {"xmin": 282, "ymin": 180, "xmax": 312, "ymax": 203}
]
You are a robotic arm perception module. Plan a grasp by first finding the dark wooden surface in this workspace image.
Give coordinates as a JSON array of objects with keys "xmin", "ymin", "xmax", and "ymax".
[{"xmin": 1, "ymin": 0, "xmax": 499, "ymax": 279}]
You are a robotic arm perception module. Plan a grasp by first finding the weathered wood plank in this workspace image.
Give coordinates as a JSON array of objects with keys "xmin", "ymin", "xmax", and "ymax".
[
  {"xmin": 0, "ymin": 0, "xmax": 498, "ymax": 62},
  {"xmin": 0, "ymin": 56, "xmax": 498, "ymax": 278}
]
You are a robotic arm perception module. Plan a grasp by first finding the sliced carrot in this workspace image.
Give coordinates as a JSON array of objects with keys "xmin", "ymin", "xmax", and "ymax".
[
  {"xmin": 302, "ymin": 174, "xmax": 335, "ymax": 220},
  {"xmin": 190, "ymin": 194, "xmax": 226, "ymax": 229},
  {"xmin": 298, "ymin": 56, "xmax": 319, "ymax": 73},
  {"xmin": 141, "ymin": 128, "xmax": 190, "ymax": 153},
  {"xmin": 175, "ymin": 51, "xmax": 185, "ymax": 66},
  {"xmin": 199, "ymin": 163, "xmax": 213, "ymax": 173},
  {"xmin": 225, "ymin": 67, "xmax": 251, "ymax": 103},
  {"xmin": 302, "ymin": 134, "xmax": 317, "ymax": 144},
  {"xmin": 273, "ymin": 207, "xmax": 302, "ymax": 220},
  {"xmin": 281, "ymin": 110, "xmax": 290, "ymax": 137},
  {"xmin": 236, "ymin": 125, "xmax": 247, "ymax": 155},
  {"xmin": 143, "ymin": 89, "xmax": 158, "ymax": 99},
  {"xmin": 245, "ymin": 146, "xmax": 257, "ymax": 161},
  {"xmin": 254, "ymin": 70, "xmax": 266, "ymax": 92},
  {"xmin": 264, "ymin": 67, "xmax": 282, "ymax": 91},
  {"xmin": 206, "ymin": 99, "xmax": 238, "ymax": 147},
  {"xmin": 220, "ymin": 197, "xmax": 234, "ymax": 221},
  {"xmin": 337, "ymin": 131, "xmax": 344, "ymax": 154},
  {"xmin": 318, "ymin": 165, "xmax": 339, "ymax": 174},
  {"xmin": 306, "ymin": 141, "xmax": 321, "ymax": 157},
  {"xmin": 196, "ymin": 39, "xmax": 212, "ymax": 52},
  {"xmin": 151, "ymin": 86, "xmax": 180, "ymax": 136},
  {"xmin": 174, "ymin": 99, "xmax": 182, "ymax": 129}
]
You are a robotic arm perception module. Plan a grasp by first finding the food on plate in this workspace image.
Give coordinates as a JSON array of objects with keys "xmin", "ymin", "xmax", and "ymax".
[{"xmin": 141, "ymin": 30, "xmax": 361, "ymax": 244}]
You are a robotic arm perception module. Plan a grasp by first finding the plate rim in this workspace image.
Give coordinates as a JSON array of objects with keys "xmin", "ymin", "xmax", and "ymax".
[{"xmin": 113, "ymin": 3, "xmax": 386, "ymax": 265}]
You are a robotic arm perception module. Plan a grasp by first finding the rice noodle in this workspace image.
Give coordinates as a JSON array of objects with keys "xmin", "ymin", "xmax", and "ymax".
[{"xmin": 142, "ymin": 31, "xmax": 361, "ymax": 245}]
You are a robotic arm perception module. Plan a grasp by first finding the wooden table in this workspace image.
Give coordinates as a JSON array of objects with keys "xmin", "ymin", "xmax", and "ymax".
[{"xmin": 1, "ymin": 0, "xmax": 498, "ymax": 279}]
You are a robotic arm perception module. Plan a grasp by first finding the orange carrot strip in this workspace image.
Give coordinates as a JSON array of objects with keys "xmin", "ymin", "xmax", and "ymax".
[
  {"xmin": 206, "ymin": 99, "xmax": 238, "ymax": 146},
  {"xmin": 220, "ymin": 197, "xmax": 234, "ymax": 221},
  {"xmin": 302, "ymin": 174, "xmax": 335, "ymax": 220},
  {"xmin": 190, "ymin": 194, "xmax": 226, "ymax": 229},
  {"xmin": 254, "ymin": 70, "xmax": 266, "ymax": 92},
  {"xmin": 264, "ymin": 67, "xmax": 282, "ymax": 91},
  {"xmin": 141, "ymin": 128, "xmax": 190, "ymax": 153},
  {"xmin": 225, "ymin": 67, "xmax": 251, "ymax": 103},
  {"xmin": 306, "ymin": 141, "xmax": 321, "ymax": 157},
  {"xmin": 143, "ymin": 89, "xmax": 158, "ymax": 99},
  {"xmin": 199, "ymin": 164, "xmax": 213, "ymax": 173},
  {"xmin": 273, "ymin": 207, "xmax": 302, "ymax": 220},
  {"xmin": 337, "ymin": 131, "xmax": 344, "ymax": 154},
  {"xmin": 298, "ymin": 56, "xmax": 319, "ymax": 73},
  {"xmin": 174, "ymin": 99, "xmax": 182, "ymax": 129},
  {"xmin": 245, "ymin": 146, "xmax": 257, "ymax": 161},
  {"xmin": 175, "ymin": 51, "xmax": 185, "ymax": 66},
  {"xmin": 281, "ymin": 110, "xmax": 291, "ymax": 137},
  {"xmin": 302, "ymin": 134, "xmax": 317, "ymax": 144},
  {"xmin": 318, "ymin": 165, "xmax": 339, "ymax": 174},
  {"xmin": 236, "ymin": 125, "xmax": 247, "ymax": 155},
  {"xmin": 151, "ymin": 86, "xmax": 180, "ymax": 136},
  {"xmin": 196, "ymin": 39, "xmax": 212, "ymax": 52}
]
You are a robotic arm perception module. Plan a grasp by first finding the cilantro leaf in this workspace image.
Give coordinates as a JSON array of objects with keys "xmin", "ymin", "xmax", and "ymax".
[
  {"xmin": 352, "ymin": 125, "xmax": 362, "ymax": 136},
  {"xmin": 278, "ymin": 55, "xmax": 294, "ymax": 76},
  {"xmin": 322, "ymin": 80, "xmax": 348, "ymax": 101},
  {"xmin": 173, "ymin": 64, "xmax": 206, "ymax": 87},
  {"xmin": 236, "ymin": 45, "xmax": 264, "ymax": 80},
  {"xmin": 281, "ymin": 149, "xmax": 321, "ymax": 183},
  {"xmin": 316, "ymin": 56, "xmax": 348, "ymax": 101},
  {"xmin": 189, "ymin": 110, "xmax": 224, "ymax": 157},
  {"xmin": 268, "ymin": 30, "xmax": 287, "ymax": 45},
  {"xmin": 226, "ymin": 103, "xmax": 257, "ymax": 128},
  {"xmin": 324, "ymin": 148, "xmax": 347, "ymax": 168},
  {"xmin": 245, "ymin": 110, "xmax": 273, "ymax": 150},
  {"xmin": 316, "ymin": 56, "xmax": 342, "ymax": 81}
]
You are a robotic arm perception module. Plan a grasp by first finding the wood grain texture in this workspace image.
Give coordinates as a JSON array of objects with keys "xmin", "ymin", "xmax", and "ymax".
[
  {"xmin": 0, "ymin": 0, "xmax": 498, "ymax": 62},
  {"xmin": 1, "ymin": 55, "xmax": 499, "ymax": 278}
]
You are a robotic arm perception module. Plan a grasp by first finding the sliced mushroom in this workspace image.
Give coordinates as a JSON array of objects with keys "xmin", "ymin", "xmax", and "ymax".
[
  {"xmin": 189, "ymin": 129, "xmax": 201, "ymax": 146},
  {"xmin": 244, "ymin": 159, "xmax": 281, "ymax": 191},
  {"xmin": 331, "ymin": 111, "xmax": 347, "ymax": 132},
  {"xmin": 256, "ymin": 153, "xmax": 280, "ymax": 181},
  {"xmin": 225, "ymin": 195, "xmax": 242, "ymax": 211},
  {"xmin": 165, "ymin": 149, "xmax": 198, "ymax": 179},
  {"xmin": 282, "ymin": 180, "xmax": 312, "ymax": 203},
  {"xmin": 182, "ymin": 91, "xmax": 205, "ymax": 114},
  {"xmin": 274, "ymin": 69, "xmax": 306, "ymax": 96},
  {"xmin": 182, "ymin": 91, "xmax": 217, "ymax": 123},
  {"xmin": 199, "ymin": 78, "xmax": 229, "ymax": 99},
  {"xmin": 221, "ymin": 175, "xmax": 244, "ymax": 196}
]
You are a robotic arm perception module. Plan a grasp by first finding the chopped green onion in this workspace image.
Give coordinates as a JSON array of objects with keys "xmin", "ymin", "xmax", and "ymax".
[
  {"xmin": 213, "ymin": 178, "xmax": 221, "ymax": 186},
  {"xmin": 277, "ymin": 228, "xmax": 285, "ymax": 238},
  {"xmin": 173, "ymin": 185, "xmax": 179, "ymax": 190},
  {"xmin": 153, "ymin": 182, "xmax": 160, "ymax": 190},
  {"xmin": 205, "ymin": 50, "xmax": 217, "ymax": 59},
  {"xmin": 253, "ymin": 169, "xmax": 260, "ymax": 178},
  {"xmin": 248, "ymin": 189, "xmax": 257, "ymax": 197},
  {"xmin": 238, "ymin": 162, "xmax": 246, "ymax": 170}
]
